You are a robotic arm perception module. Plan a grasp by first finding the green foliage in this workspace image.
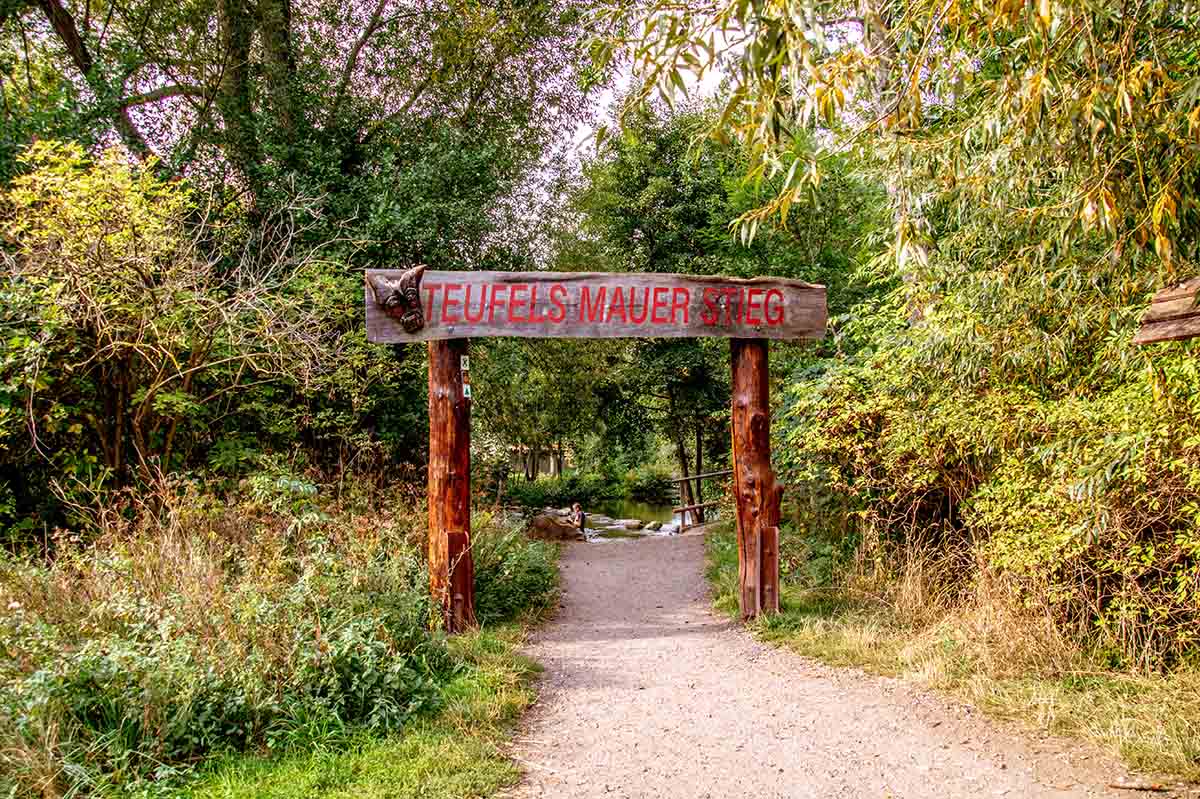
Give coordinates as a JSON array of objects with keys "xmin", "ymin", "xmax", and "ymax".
[
  {"xmin": 473, "ymin": 338, "xmax": 616, "ymax": 475},
  {"xmin": 470, "ymin": 514, "xmax": 558, "ymax": 626},
  {"xmin": 566, "ymin": 100, "xmax": 885, "ymax": 488},
  {"xmin": 607, "ymin": 0, "xmax": 1200, "ymax": 671},
  {"xmin": 0, "ymin": 140, "xmax": 432, "ymax": 535},
  {"xmin": 0, "ymin": 0, "xmax": 592, "ymax": 534},
  {"xmin": 622, "ymin": 464, "xmax": 675, "ymax": 504},
  {"xmin": 503, "ymin": 473, "xmax": 620, "ymax": 510},
  {"xmin": 177, "ymin": 626, "xmax": 541, "ymax": 799},
  {"xmin": 0, "ymin": 480, "xmax": 559, "ymax": 797},
  {"xmin": 778, "ymin": 279, "xmax": 1200, "ymax": 666},
  {"xmin": 604, "ymin": 2, "xmax": 1200, "ymax": 271}
]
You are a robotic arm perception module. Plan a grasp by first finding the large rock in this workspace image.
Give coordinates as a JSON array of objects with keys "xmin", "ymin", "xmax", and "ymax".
[
  {"xmin": 616, "ymin": 519, "xmax": 644, "ymax": 530},
  {"xmin": 644, "ymin": 521, "xmax": 663, "ymax": 532},
  {"xmin": 527, "ymin": 512, "xmax": 584, "ymax": 541}
]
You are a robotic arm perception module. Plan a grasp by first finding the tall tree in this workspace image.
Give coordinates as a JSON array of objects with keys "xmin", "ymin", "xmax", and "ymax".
[{"xmin": 4, "ymin": 0, "xmax": 590, "ymax": 263}]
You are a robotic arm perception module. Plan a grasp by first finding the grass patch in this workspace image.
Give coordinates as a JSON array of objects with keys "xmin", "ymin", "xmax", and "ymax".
[
  {"xmin": 174, "ymin": 625, "xmax": 541, "ymax": 799},
  {"xmin": 706, "ymin": 523, "xmax": 1200, "ymax": 780}
]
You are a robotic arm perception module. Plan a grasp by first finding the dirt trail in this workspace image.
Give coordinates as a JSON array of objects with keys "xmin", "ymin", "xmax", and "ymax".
[{"xmin": 506, "ymin": 534, "xmax": 1172, "ymax": 799}]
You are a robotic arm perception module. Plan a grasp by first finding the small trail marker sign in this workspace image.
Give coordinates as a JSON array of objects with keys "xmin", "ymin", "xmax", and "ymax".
[{"xmin": 366, "ymin": 265, "xmax": 827, "ymax": 632}]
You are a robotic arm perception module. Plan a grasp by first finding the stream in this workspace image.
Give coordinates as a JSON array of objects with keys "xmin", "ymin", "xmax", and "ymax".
[{"xmin": 582, "ymin": 499, "xmax": 721, "ymax": 541}]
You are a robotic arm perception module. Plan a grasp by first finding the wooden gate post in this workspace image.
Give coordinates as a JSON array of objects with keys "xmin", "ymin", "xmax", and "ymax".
[
  {"xmin": 428, "ymin": 338, "xmax": 476, "ymax": 632},
  {"xmin": 729, "ymin": 338, "xmax": 781, "ymax": 619}
]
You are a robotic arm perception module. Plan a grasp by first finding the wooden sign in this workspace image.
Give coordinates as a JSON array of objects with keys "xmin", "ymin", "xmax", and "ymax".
[
  {"xmin": 1134, "ymin": 277, "xmax": 1200, "ymax": 345},
  {"xmin": 365, "ymin": 268, "xmax": 826, "ymax": 342}
]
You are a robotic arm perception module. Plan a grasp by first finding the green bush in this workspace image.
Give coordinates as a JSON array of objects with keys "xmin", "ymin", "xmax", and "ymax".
[
  {"xmin": 778, "ymin": 326, "xmax": 1200, "ymax": 668},
  {"xmin": 0, "ymin": 479, "xmax": 558, "ymax": 797},
  {"xmin": 503, "ymin": 466, "xmax": 679, "ymax": 509},
  {"xmin": 622, "ymin": 464, "xmax": 675, "ymax": 504},
  {"xmin": 470, "ymin": 513, "xmax": 558, "ymax": 626},
  {"xmin": 503, "ymin": 472, "xmax": 618, "ymax": 509}
]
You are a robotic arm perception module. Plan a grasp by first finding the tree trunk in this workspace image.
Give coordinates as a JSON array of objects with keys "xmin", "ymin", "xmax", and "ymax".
[
  {"xmin": 256, "ymin": 0, "xmax": 300, "ymax": 155},
  {"xmin": 667, "ymin": 387, "xmax": 695, "ymax": 526},
  {"xmin": 730, "ymin": 339, "xmax": 781, "ymax": 619},
  {"xmin": 428, "ymin": 339, "xmax": 476, "ymax": 633},
  {"xmin": 216, "ymin": 0, "xmax": 265, "ymax": 202},
  {"xmin": 694, "ymin": 422, "xmax": 705, "ymax": 524},
  {"xmin": 36, "ymin": 0, "xmax": 151, "ymax": 158},
  {"xmin": 675, "ymin": 435, "xmax": 695, "ymax": 526}
]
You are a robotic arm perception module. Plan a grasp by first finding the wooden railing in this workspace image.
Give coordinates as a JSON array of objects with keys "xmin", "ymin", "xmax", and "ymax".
[{"xmin": 670, "ymin": 469, "xmax": 732, "ymax": 531}]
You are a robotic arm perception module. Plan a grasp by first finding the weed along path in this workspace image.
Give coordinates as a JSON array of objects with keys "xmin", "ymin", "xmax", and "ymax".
[{"xmin": 506, "ymin": 534, "xmax": 1150, "ymax": 799}]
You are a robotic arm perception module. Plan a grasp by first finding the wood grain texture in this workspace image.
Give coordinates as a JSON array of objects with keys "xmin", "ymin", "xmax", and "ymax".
[
  {"xmin": 428, "ymin": 339, "xmax": 476, "ymax": 632},
  {"xmin": 1135, "ymin": 277, "xmax": 1200, "ymax": 344},
  {"xmin": 366, "ymin": 270, "xmax": 826, "ymax": 342},
  {"xmin": 729, "ymin": 339, "xmax": 781, "ymax": 619}
]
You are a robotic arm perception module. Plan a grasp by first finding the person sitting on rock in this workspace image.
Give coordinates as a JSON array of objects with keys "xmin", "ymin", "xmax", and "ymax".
[{"xmin": 570, "ymin": 502, "xmax": 586, "ymax": 535}]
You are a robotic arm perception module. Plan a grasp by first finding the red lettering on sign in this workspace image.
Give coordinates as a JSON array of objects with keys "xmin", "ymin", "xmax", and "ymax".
[
  {"xmin": 764, "ymin": 289, "xmax": 784, "ymax": 325},
  {"xmin": 723, "ymin": 287, "xmax": 740, "ymax": 325},
  {"xmin": 464, "ymin": 285, "xmax": 487, "ymax": 323},
  {"xmin": 607, "ymin": 286, "xmax": 627, "ymax": 323},
  {"xmin": 487, "ymin": 284, "xmax": 508, "ymax": 323},
  {"xmin": 745, "ymin": 288, "xmax": 763, "ymax": 325},
  {"xmin": 548, "ymin": 284, "xmax": 567, "ymax": 323},
  {"xmin": 508, "ymin": 284, "xmax": 528, "ymax": 322},
  {"xmin": 629, "ymin": 287, "xmax": 650, "ymax": 324},
  {"xmin": 701, "ymin": 287, "xmax": 720, "ymax": 325},
  {"xmin": 527, "ymin": 284, "xmax": 548, "ymax": 323},
  {"xmin": 650, "ymin": 286, "xmax": 669, "ymax": 324},
  {"xmin": 580, "ymin": 286, "xmax": 606, "ymax": 322},
  {"xmin": 424, "ymin": 283, "xmax": 443, "ymax": 319},
  {"xmin": 442, "ymin": 283, "xmax": 464, "ymax": 323},
  {"xmin": 672, "ymin": 287, "xmax": 690, "ymax": 324}
]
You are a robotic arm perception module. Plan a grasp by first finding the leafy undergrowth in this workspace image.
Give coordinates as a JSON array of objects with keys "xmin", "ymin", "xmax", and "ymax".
[
  {"xmin": 0, "ymin": 476, "xmax": 558, "ymax": 798},
  {"xmin": 174, "ymin": 625, "xmax": 540, "ymax": 799},
  {"xmin": 706, "ymin": 525, "xmax": 1200, "ymax": 781}
]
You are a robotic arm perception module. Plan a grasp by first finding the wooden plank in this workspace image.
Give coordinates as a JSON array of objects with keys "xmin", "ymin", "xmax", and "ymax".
[
  {"xmin": 1136, "ymin": 277, "xmax": 1200, "ymax": 344},
  {"xmin": 729, "ymin": 339, "xmax": 782, "ymax": 619},
  {"xmin": 760, "ymin": 525, "xmax": 779, "ymax": 614},
  {"xmin": 428, "ymin": 339, "xmax": 476, "ymax": 632},
  {"xmin": 1148, "ymin": 276, "xmax": 1200, "ymax": 303},
  {"xmin": 1141, "ymin": 293, "xmax": 1200, "ymax": 323},
  {"xmin": 669, "ymin": 469, "xmax": 732, "ymax": 482},
  {"xmin": 1133, "ymin": 316, "xmax": 1200, "ymax": 345},
  {"xmin": 366, "ymin": 269, "xmax": 826, "ymax": 342},
  {"xmin": 672, "ymin": 500, "xmax": 722, "ymax": 514}
]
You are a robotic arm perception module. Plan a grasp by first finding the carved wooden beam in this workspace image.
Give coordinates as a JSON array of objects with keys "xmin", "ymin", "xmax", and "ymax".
[
  {"xmin": 366, "ymin": 264, "xmax": 427, "ymax": 334},
  {"xmin": 365, "ymin": 269, "xmax": 826, "ymax": 342}
]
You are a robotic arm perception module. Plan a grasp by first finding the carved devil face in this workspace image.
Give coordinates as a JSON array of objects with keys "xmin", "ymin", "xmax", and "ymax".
[{"xmin": 367, "ymin": 265, "xmax": 426, "ymax": 334}]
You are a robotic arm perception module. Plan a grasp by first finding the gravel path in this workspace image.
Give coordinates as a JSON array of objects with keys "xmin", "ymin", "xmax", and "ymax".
[{"xmin": 505, "ymin": 534, "xmax": 1178, "ymax": 799}]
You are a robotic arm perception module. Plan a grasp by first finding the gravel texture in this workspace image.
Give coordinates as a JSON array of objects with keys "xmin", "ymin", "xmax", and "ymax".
[{"xmin": 505, "ymin": 534, "xmax": 1187, "ymax": 799}]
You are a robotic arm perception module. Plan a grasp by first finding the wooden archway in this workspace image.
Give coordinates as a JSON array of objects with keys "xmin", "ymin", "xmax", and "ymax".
[{"xmin": 366, "ymin": 267, "xmax": 827, "ymax": 632}]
